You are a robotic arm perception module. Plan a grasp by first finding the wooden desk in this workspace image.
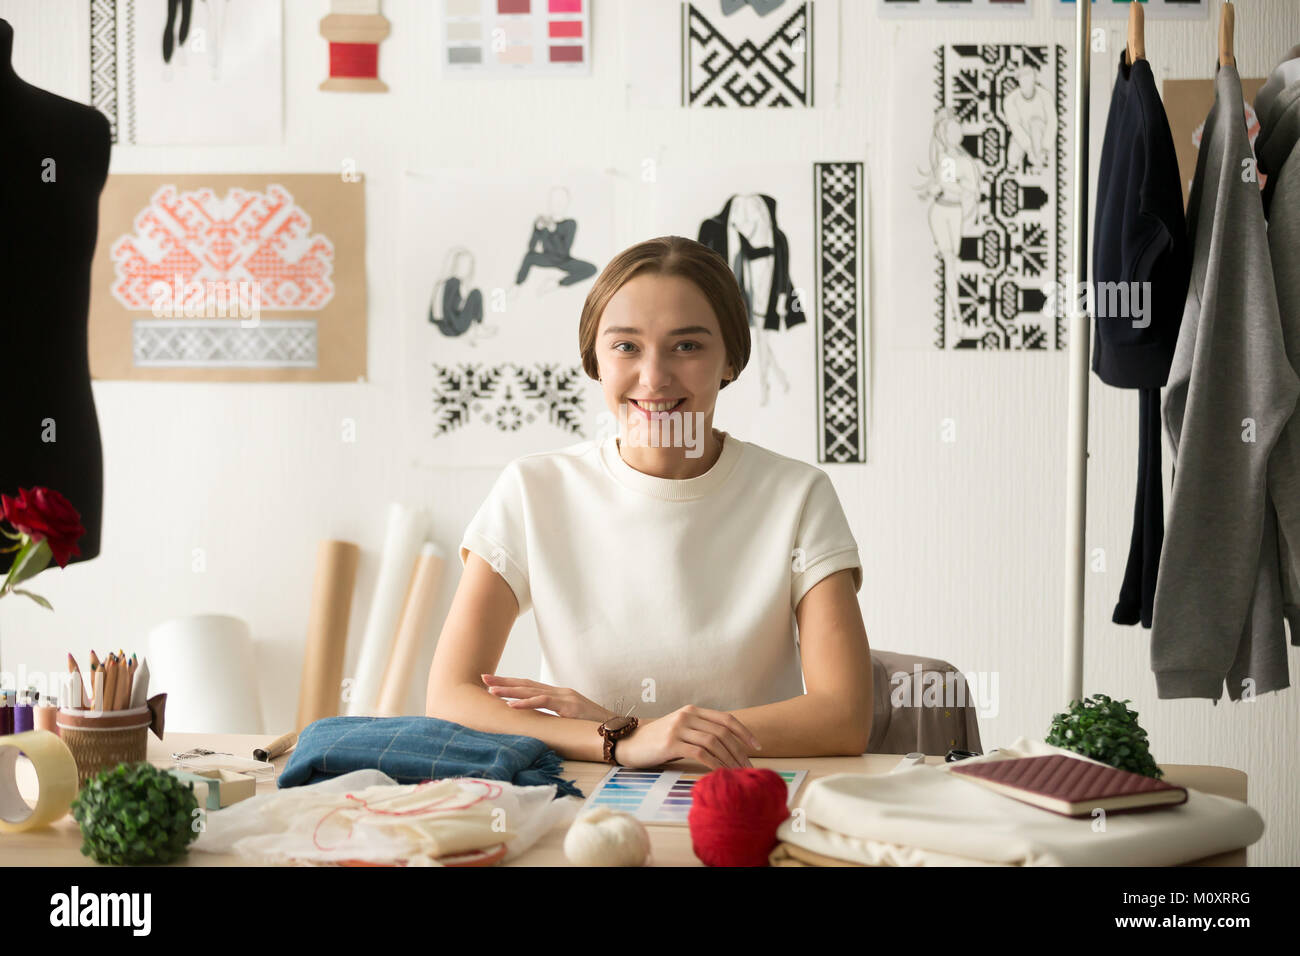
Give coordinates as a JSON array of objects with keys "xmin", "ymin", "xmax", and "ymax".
[{"xmin": 3, "ymin": 732, "xmax": 1249, "ymax": 866}]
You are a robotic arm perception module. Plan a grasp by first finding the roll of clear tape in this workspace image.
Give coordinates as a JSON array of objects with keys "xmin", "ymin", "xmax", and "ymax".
[{"xmin": 0, "ymin": 730, "xmax": 79, "ymax": 832}]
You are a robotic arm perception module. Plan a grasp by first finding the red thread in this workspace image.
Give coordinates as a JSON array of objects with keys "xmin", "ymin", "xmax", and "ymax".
[
  {"xmin": 329, "ymin": 42, "xmax": 379, "ymax": 79},
  {"xmin": 687, "ymin": 768, "xmax": 790, "ymax": 867}
]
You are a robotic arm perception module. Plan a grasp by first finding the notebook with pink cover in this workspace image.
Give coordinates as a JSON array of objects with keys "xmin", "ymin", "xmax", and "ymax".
[{"xmin": 949, "ymin": 754, "xmax": 1188, "ymax": 817}]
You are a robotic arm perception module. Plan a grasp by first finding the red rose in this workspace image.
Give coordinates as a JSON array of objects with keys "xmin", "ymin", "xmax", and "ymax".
[{"xmin": 1, "ymin": 487, "xmax": 85, "ymax": 568}]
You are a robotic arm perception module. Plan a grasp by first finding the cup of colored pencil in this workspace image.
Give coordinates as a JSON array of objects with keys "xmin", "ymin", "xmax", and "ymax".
[{"xmin": 60, "ymin": 650, "xmax": 167, "ymax": 787}]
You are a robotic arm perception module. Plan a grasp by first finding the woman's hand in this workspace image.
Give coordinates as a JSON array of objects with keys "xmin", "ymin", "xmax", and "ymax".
[
  {"xmin": 480, "ymin": 674, "xmax": 617, "ymax": 724},
  {"xmin": 616, "ymin": 705, "xmax": 761, "ymax": 770}
]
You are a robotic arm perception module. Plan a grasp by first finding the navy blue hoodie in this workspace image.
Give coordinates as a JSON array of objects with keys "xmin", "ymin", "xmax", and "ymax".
[{"xmin": 1091, "ymin": 51, "xmax": 1191, "ymax": 628}]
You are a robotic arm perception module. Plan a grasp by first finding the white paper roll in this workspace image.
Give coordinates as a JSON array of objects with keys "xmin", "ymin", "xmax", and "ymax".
[
  {"xmin": 348, "ymin": 503, "xmax": 430, "ymax": 716},
  {"xmin": 147, "ymin": 614, "xmax": 265, "ymax": 734},
  {"xmin": 376, "ymin": 541, "xmax": 447, "ymax": 715}
]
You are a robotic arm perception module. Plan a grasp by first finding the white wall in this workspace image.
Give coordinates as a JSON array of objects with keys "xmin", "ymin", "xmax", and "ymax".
[{"xmin": 1, "ymin": 0, "xmax": 1296, "ymax": 864}]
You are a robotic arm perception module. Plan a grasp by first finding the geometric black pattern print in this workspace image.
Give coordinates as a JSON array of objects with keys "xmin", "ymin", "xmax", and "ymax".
[
  {"xmin": 89, "ymin": 0, "xmax": 117, "ymax": 142},
  {"xmin": 124, "ymin": 0, "xmax": 137, "ymax": 144},
  {"xmin": 931, "ymin": 44, "xmax": 1068, "ymax": 350},
  {"xmin": 683, "ymin": 1, "xmax": 813, "ymax": 107},
  {"xmin": 431, "ymin": 363, "xmax": 586, "ymax": 437},
  {"xmin": 89, "ymin": 0, "xmax": 138, "ymax": 145},
  {"xmin": 814, "ymin": 161, "xmax": 867, "ymax": 463}
]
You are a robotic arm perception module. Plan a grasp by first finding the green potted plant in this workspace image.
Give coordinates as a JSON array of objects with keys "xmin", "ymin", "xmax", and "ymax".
[
  {"xmin": 70, "ymin": 762, "xmax": 200, "ymax": 865},
  {"xmin": 1046, "ymin": 693, "xmax": 1163, "ymax": 779}
]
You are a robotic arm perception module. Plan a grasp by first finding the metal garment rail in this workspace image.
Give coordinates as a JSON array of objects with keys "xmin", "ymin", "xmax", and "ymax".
[{"xmin": 1063, "ymin": 0, "xmax": 1092, "ymax": 704}]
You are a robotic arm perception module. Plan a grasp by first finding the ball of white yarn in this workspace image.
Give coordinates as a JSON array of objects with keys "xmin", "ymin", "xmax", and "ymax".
[{"xmin": 563, "ymin": 807, "xmax": 651, "ymax": 866}]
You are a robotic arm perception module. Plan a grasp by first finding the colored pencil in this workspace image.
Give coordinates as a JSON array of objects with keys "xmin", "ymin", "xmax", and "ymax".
[
  {"xmin": 103, "ymin": 655, "xmax": 118, "ymax": 713},
  {"xmin": 114, "ymin": 655, "xmax": 133, "ymax": 710},
  {"xmin": 67, "ymin": 653, "xmax": 89, "ymax": 708}
]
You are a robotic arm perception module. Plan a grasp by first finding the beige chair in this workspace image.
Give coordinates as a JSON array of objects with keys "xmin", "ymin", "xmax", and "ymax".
[{"xmin": 865, "ymin": 649, "xmax": 984, "ymax": 756}]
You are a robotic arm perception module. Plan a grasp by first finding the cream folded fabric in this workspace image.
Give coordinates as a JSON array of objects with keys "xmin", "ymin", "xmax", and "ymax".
[
  {"xmin": 776, "ymin": 736, "xmax": 1264, "ymax": 866},
  {"xmin": 192, "ymin": 769, "xmax": 581, "ymax": 865}
]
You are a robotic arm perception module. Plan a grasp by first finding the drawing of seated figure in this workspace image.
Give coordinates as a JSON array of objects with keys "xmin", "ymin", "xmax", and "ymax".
[
  {"xmin": 1004, "ymin": 64, "xmax": 1054, "ymax": 173},
  {"xmin": 429, "ymin": 247, "xmax": 495, "ymax": 345},
  {"xmin": 514, "ymin": 185, "xmax": 598, "ymax": 291}
]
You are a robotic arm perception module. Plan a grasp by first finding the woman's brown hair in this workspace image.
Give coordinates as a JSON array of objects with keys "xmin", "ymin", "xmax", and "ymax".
[{"xmin": 578, "ymin": 236, "xmax": 750, "ymax": 390}]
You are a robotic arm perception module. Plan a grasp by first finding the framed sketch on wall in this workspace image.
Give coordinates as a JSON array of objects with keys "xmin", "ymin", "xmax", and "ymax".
[
  {"xmin": 648, "ymin": 161, "xmax": 870, "ymax": 464},
  {"xmin": 399, "ymin": 168, "xmax": 616, "ymax": 469},
  {"xmin": 89, "ymin": 174, "xmax": 366, "ymax": 382},
  {"xmin": 888, "ymin": 42, "xmax": 1073, "ymax": 351},
  {"xmin": 624, "ymin": 0, "xmax": 840, "ymax": 109},
  {"xmin": 88, "ymin": 0, "xmax": 283, "ymax": 145}
]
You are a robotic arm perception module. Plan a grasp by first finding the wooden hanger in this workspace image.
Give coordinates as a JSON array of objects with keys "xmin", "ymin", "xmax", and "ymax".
[
  {"xmin": 1127, "ymin": 2, "xmax": 1145, "ymax": 65},
  {"xmin": 1219, "ymin": 1, "xmax": 1235, "ymax": 69}
]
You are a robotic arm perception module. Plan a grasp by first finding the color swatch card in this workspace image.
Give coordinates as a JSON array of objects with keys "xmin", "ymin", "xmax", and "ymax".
[
  {"xmin": 1052, "ymin": 0, "xmax": 1207, "ymax": 19},
  {"xmin": 440, "ymin": 0, "xmax": 590, "ymax": 75},
  {"xmin": 878, "ymin": 0, "xmax": 1033, "ymax": 19},
  {"xmin": 583, "ymin": 767, "xmax": 808, "ymax": 826}
]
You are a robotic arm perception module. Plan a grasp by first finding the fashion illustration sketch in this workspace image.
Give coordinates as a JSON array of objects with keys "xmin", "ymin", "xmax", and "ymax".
[
  {"xmin": 514, "ymin": 186, "xmax": 598, "ymax": 293},
  {"xmin": 429, "ymin": 247, "xmax": 495, "ymax": 345},
  {"xmin": 163, "ymin": 0, "xmax": 231, "ymax": 78},
  {"xmin": 918, "ymin": 107, "xmax": 981, "ymax": 333},
  {"xmin": 1004, "ymin": 64, "xmax": 1055, "ymax": 172},
  {"xmin": 698, "ymin": 192, "xmax": 805, "ymax": 406}
]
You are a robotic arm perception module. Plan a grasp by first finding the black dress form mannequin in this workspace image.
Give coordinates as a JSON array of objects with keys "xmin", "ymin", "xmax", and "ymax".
[{"xmin": 0, "ymin": 18, "xmax": 107, "ymax": 573}]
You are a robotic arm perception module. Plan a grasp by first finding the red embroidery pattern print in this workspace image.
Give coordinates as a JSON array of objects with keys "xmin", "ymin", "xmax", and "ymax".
[{"xmin": 110, "ymin": 184, "xmax": 336, "ymax": 310}]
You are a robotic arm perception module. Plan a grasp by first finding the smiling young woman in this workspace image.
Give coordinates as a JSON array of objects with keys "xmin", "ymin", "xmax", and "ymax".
[{"xmin": 426, "ymin": 236, "xmax": 872, "ymax": 771}]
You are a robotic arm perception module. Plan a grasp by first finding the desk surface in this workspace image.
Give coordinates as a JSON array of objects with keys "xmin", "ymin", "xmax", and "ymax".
[{"xmin": 5, "ymin": 733, "xmax": 1249, "ymax": 866}]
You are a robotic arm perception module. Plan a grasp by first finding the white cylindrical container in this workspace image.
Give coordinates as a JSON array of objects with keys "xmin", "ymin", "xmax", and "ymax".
[{"xmin": 147, "ymin": 614, "xmax": 265, "ymax": 734}]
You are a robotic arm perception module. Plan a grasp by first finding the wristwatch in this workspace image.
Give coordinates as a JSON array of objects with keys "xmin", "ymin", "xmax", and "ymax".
[{"xmin": 597, "ymin": 714, "xmax": 639, "ymax": 765}]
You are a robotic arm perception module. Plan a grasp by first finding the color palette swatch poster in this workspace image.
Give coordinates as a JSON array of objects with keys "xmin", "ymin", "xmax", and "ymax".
[
  {"xmin": 440, "ymin": 0, "xmax": 590, "ymax": 75},
  {"xmin": 878, "ymin": 0, "xmax": 1032, "ymax": 19},
  {"xmin": 584, "ymin": 766, "xmax": 808, "ymax": 826},
  {"xmin": 1052, "ymin": 0, "xmax": 1207, "ymax": 19}
]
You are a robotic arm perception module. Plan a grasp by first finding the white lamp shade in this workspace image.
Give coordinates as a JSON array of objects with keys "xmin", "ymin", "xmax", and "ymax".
[{"xmin": 146, "ymin": 614, "xmax": 265, "ymax": 734}]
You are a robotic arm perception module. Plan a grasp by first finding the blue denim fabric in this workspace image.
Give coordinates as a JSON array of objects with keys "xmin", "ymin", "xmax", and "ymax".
[{"xmin": 277, "ymin": 716, "xmax": 584, "ymax": 799}]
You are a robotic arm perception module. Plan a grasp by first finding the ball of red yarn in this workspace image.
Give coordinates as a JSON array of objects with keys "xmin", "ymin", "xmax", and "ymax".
[{"xmin": 688, "ymin": 767, "xmax": 790, "ymax": 867}]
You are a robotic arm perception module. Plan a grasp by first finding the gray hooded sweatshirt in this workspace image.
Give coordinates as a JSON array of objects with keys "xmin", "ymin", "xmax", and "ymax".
[
  {"xmin": 1255, "ymin": 54, "xmax": 1300, "ymax": 638},
  {"xmin": 1151, "ymin": 63, "xmax": 1300, "ymax": 701}
]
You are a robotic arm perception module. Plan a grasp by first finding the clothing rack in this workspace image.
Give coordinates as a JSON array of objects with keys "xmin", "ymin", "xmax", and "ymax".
[{"xmin": 1063, "ymin": 2, "xmax": 1238, "ymax": 702}]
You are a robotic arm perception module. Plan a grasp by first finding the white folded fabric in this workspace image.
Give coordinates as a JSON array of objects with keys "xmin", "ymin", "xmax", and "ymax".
[
  {"xmin": 777, "ymin": 736, "xmax": 1264, "ymax": 866},
  {"xmin": 192, "ymin": 769, "xmax": 581, "ymax": 865}
]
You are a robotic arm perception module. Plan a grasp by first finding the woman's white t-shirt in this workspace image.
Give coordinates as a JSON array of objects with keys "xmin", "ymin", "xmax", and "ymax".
[{"xmin": 458, "ymin": 429, "xmax": 863, "ymax": 720}]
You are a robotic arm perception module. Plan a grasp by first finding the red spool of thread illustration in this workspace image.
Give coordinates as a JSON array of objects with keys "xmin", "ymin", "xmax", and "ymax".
[
  {"xmin": 688, "ymin": 767, "xmax": 791, "ymax": 867},
  {"xmin": 320, "ymin": 4, "xmax": 390, "ymax": 93}
]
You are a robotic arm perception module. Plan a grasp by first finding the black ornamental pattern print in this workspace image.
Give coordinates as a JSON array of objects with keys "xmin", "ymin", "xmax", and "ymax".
[
  {"xmin": 683, "ymin": 0, "xmax": 812, "ymax": 107},
  {"xmin": 814, "ymin": 162, "xmax": 867, "ymax": 464},
  {"xmin": 921, "ymin": 44, "xmax": 1068, "ymax": 350}
]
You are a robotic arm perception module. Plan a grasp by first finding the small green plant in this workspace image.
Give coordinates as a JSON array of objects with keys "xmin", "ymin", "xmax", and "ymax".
[
  {"xmin": 1045, "ymin": 693, "xmax": 1163, "ymax": 779},
  {"xmin": 70, "ymin": 762, "xmax": 200, "ymax": 865}
]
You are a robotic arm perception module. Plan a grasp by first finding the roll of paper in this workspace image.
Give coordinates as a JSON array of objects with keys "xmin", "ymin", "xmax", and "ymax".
[
  {"xmin": 376, "ymin": 542, "xmax": 447, "ymax": 715},
  {"xmin": 0, "ymin": 730, "xmax": 78, "ymax": 832},
  {"xmin": 296, "ymin": 539, "xmax": 361, "ymax": 731},
  {"xmin": 347, "ymin": 503, "xmax": 430, "ymax": 716}
]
